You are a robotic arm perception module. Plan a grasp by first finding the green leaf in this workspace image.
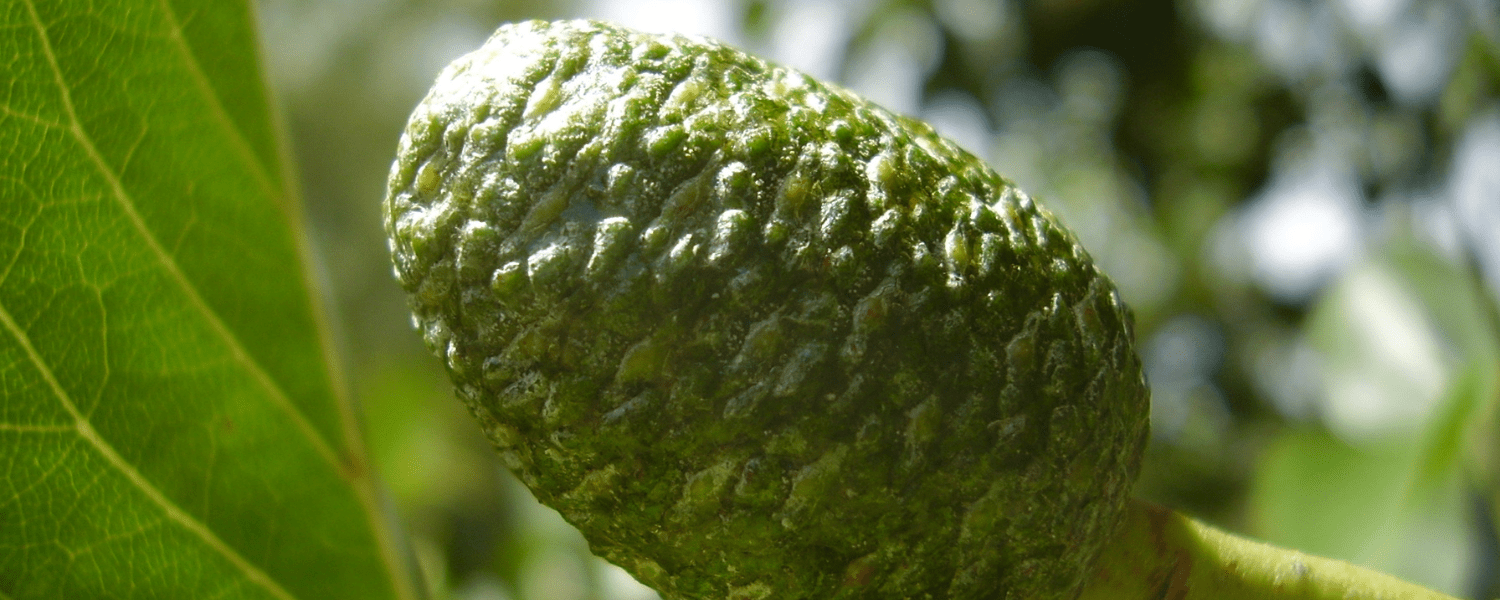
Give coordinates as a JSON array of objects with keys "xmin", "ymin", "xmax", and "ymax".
[
  {"xmin": 1249, "ymin": 429, "xmax": 1472, "ymax": 595},
  {"xmin": 1251, "ymin": 246, "xmax": 1496, "ymax": 596},
  {"xmin": 0, "ymin": 2, "xmax": 414, "ymax": 598}
]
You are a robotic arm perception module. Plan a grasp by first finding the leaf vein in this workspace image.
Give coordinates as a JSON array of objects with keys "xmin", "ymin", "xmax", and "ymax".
[
  {"xmin": 0, "ymin": 423, "xmax": 73, "ymax": 433},
  {"xmin": 153, "ymin": 0, "xmax": 282, "ymax": 205},
  {"xmin": 149, "ymin": 5, "xmax": 424, "ymax": 597},
  {"xmin": 0, "ymin": 431, "xmax": 79, "ymax": 513},
  {"xmin": 0, "ymin": 103, "xmax": 65, "ymax": 129},
  {"xmin": 0, "ymin": 201, "xmax": 42, "ymax": 288},
  {"xmin": 20, "ymin": 0, "xmax": 343, "ymax": 471},
  {"xmin": 0, "ymin": 301, "xmax": 299, "ymax": 600},
  {"xmin": 15, "ymin": 3, "xmax": 343, "ymax": 598}
]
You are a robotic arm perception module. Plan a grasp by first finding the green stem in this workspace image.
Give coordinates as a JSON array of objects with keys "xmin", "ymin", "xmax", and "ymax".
[{"xmin": 1079, "ymin": 499, "xmax": 1460, "ymax": 600}]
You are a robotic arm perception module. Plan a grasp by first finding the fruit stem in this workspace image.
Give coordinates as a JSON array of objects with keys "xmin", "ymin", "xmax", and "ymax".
[{"xmin": 1079, "ymin": 499, "xmax": 1461, "ymax": 600}]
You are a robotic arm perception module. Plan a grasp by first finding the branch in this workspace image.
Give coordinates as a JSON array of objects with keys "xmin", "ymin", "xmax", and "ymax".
[{"xmin": 1080, "ymin": 499, "xmax": 1461, "ymax": 600}]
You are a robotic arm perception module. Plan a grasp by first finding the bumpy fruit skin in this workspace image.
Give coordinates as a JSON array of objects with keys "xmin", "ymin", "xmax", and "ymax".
[{"xmin": 386, "ymin": 19, "xmax": 1147, "ymax": 600}]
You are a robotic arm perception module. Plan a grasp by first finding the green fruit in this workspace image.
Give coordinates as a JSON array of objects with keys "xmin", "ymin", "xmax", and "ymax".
[{"xmin": 386, "ymin": 19, "xmax": 1148, "ymax": 600}]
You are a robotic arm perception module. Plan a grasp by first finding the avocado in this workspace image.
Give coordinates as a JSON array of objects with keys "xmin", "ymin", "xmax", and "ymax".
[{"xmin": 386, "ymin": 19, "xmax": 1148, "ymax": 600}]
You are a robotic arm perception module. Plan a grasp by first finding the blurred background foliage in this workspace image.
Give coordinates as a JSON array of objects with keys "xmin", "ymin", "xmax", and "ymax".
[{"xmin": 255, "ymin": 0, "xmax": 1500, "ymax": 597}]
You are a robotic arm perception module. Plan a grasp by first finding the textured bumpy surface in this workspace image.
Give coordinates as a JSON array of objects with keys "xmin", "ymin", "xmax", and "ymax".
[{"xmin": 386, "ymin": 19, "xmax": 1148, "ymax": 600}]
